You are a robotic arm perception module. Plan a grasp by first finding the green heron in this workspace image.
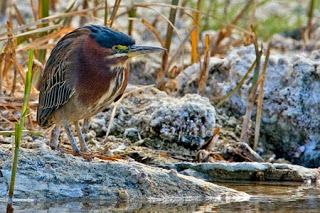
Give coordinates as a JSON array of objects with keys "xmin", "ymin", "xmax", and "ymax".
[{"xmin": 37, "ymin": 25, "xmax": 165, "ymax": 154}]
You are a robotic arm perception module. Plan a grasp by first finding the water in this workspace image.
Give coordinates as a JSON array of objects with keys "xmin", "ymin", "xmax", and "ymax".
[
  {"xmin": 1, "ymin": 182, "xmax": 320, "ymax": 212},
  {"xmin": 218, "ymin": 182, "xmax": 320, "ymax": 213}
]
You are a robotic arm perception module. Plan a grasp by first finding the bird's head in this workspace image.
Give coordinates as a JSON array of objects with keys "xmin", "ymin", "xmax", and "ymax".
[{"xmin": 86, "ymin": 25, "xmax": 165, "ymax": 62}]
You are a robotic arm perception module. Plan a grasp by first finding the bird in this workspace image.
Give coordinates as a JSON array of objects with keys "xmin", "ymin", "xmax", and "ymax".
[{"xmin": 37, "ymin": 25, "xmax": 165, "ymax": 154}]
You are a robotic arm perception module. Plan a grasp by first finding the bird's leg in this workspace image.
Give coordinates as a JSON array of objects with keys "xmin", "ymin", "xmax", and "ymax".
[
  {"xmin": 50, "ymin": 125, "xmax": 60, "ymax": 150},
  {"xmin": 82, "ymin": 118, "xmax": 90, "ymax": 134},
  {"xmin": 75, "ymin": 121, "xmax": 88, "ymax": 152},
  {"xmin": 63, "ymin": 120, "xmax": 80, "ymax": 154}
]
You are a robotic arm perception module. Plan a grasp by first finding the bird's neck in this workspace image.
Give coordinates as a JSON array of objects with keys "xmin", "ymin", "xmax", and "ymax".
[{"xmin": 75, "ymin": 36, "xmax": 129, "ymax": 106}]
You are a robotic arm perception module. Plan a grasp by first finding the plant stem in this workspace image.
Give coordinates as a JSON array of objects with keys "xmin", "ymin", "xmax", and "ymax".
[
  {"xmin": 253, "ymin": 43, "xmax": 271, "ymax": 150},
  {"xmin": 109, "ymin": 0, "xmax": 121, "ymax": 28},
  {"xmin": 191, "ymin": 0, "xmax": 202, "ymax": 64},
  {"xmin": 128, "ymin": 2, "xmax": 136, "ymax": 36},
  {"xmin": 158, "ymin": 0, "xmax": 179, "ymax": 90},
  {"xmin": 104, "ymin": 0, "xmax": 108, "ymax": 26},
  {"xmin": 7, "ymin": 49, "xmax": 33, "ymax": 211},
  {"xmin": 198, "ymin": 33, "xmax": 209, "ymax": 94},
  {"xmin": 38, "ymin": 0, "xmax": 49, "ymax": 63}
]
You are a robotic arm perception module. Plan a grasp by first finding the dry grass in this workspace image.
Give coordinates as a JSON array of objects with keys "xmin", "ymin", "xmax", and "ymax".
[
  {"xmin": 197, "ymin": 33, "xmax": 209, "ymax": 95},
  {"xmin": 157, "ymin": 0, "xmax": 180, "ymax": 90},
  {"xmin": 253, "ymin": 43, "xmax": 271, "ymax": 151},
  {"xmin": 239, "ymin": 30, "xmax": 263, "ymax": 144},
  {"xmin": 190, "ymin": 0, "xmax": 201, "ymax": 64}
]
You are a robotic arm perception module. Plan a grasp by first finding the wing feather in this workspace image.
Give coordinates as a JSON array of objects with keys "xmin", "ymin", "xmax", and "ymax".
[{"xmin": 37, "ymin": 27, "xmax": 89, "ymax": 127}]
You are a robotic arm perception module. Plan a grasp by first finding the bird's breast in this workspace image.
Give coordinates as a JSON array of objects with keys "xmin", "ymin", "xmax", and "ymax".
[{"xmin": 85, "ymin": 66, "xmax": 127, "ymax": 116}]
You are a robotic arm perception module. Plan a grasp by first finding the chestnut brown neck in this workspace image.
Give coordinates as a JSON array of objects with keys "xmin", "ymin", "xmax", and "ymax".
[{"xmin": 76, "ymin": 36, "xmax": 128, "ymax": 105}]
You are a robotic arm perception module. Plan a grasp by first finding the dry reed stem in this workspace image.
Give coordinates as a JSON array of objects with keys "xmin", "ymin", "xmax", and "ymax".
[
  {"xmin": 10, "ymin": 49, "xmax": 17, "ymax": 96},
  {"xmin": 13, "ymin": 60, "xmax": 26, "ymax": 85},
  {"xmin": 0, "ymin": 113, "xmax": 15, "ymax": 125},
  {"xmin": 253, "ymin": 43, "xmax": 271, "ymax": 151},
  {"xmin": 32, "ymin": 59, "xmax": 45, "ymax": 91},
  {"xmin": 134, "ymin": 4, "xmax": 204, "ymax": 43},
  {"xmin": 55, "ymin": 0, "xmax": 77, "ymax": 26},
  {"xmin": 30, "ymin": 0, "xmax": 38, "ymax": 20},
  {"xmin": 109, "ymin": 0, "xmax": 121, "ymax": 28},
  {"xmin": 27, "ymin": 103, "xmax": 34, "ymax": 129},
  {"xmin": 38, "ymin": 0, "xmax": 49, "ymax": 63},
  {"xmin": 93, "ymin": 0, "xmax": 99, "ymax": 17},
  {"xmin": 240, "ymin": 73, "xmax": 264, "ymax": 144},
  {"xmin": 190, "ymin": 0, "xmax": 201, "ymax": 64},
  {"xmin": 157, "ymin": 0, "xmax": 179, "ymax": 90},
  {"xmin": 128, "ymin": 2, "xmax": 136, "ymax": 36},
  {"xmin": 16, "ymin": 28, "xmax": 74, "ymax": 52},
  {"xmin": 0, "ymin": 24, "xmax": 63, "ymax": 41},
  {"xmin": 166, "ymin": 25, "xmax": 196, "ymax": 69},
  {"xmin": 135, "ymin": 4, "xmax": 183, "ymax": 44},
  {"xmin": 305, "ymin": 0, "xmax": 315, "ymax": 41},
  {"xmin": 1, "ymin": 18, "xmax": 14, "ymax": 94},
  {"xmin": 245, "ymin": 0, "xmax": 257, "ymax": 44},
  {"xmin": 179, "ymin": 0, "xmax": 188, "ymax": 18},
  {"xmin": 104, "ymin": 0, "xmax": 108, "ymax": 26},
  {"xmin": 15, "ymin": 57, "xmax": 34, "ymax": 93},
  {"xmin": 137, "ymin": 18, "xmax": 165, "ymax": 47},
  {"xmin": 240, "ymin": 29, "xmax": 262, "ymax": 144},
  {"xmin": 198, "ymin": 34, "xmax": 210, "ymax": 94},
  {"xmin": 13, "ymin": 4, "xmax": 26, "ymax": 26},
  {"xmin": 80, "ymin": 0, "xmax": 89, "ymax": 26},
  {"xmin": 1, "ymin": 105, "xmax": 19, "ymax": 123},
  {"xmin": 251, "ymin": 29, "xmax": 263, "ymax": 92}
]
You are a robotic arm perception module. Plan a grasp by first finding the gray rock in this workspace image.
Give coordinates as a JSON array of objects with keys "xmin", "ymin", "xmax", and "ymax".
[
  {"xmin": 174, "ymin": 44, "xmax": 320, "ymax": 167},
  {"xmin": 0, "ymin": 183, "xmax": 7, "ymax": 197},
  {"xmin": 0, "ymin": 148, "xmax": 248, "ymax": 202},
  {"xmin": 166, "ymin": 162, "xmax": 320, "ymax": 182},
  {"xmin": 225, "ymin": 46, "xmax": 320, "ymax": 167},
  {"xmin": 93, "ymin": 88, "xmax": 216, "ymax": 148}
]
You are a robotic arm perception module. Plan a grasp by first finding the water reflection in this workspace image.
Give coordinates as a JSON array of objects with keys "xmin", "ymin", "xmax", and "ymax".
[
  {"xmin": 218, "ymin": 182, "xmax": 320, "ymax": 212},
  {"xmin": 1, "ymin": 182, "xmax": 319, "ymax": 212},
  {"xmin": 0, "ymin": 200, "xmax": 209, "ymax": 212}
]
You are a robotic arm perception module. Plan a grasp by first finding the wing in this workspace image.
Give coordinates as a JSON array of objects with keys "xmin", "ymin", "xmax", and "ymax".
[{"xmin": 37, "ymin": 27, "xmax": 90, "ymax": 127}]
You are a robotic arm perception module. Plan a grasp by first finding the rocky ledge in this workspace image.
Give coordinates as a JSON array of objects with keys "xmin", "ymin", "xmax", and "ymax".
[
  {"xmin": 0, "ymin": 148, "xmax": 248, "ymax": 203},
  {"xmin": 162, "ymin": 162, "xmax": 320, "ymax": 183}
]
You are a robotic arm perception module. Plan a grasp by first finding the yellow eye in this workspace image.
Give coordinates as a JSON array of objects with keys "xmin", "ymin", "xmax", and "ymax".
[
  {"xmin": 113, "ymin": 45, "xmax": 119, "ymax": 51},
  {"xmin": 112, "ymin": 45, "xmax": 127, "ymax": 51}
]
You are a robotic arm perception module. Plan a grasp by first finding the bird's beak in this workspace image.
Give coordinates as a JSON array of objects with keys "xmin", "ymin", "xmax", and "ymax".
[{"xmin": 127, "ymin": 45, "xmax": 166, "ymax": 57}]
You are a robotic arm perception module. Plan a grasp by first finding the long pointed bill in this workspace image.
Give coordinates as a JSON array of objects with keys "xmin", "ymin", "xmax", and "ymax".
[{"xmin": 127, "ymin": 45, "xmax": 166, "ymax": 57}]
